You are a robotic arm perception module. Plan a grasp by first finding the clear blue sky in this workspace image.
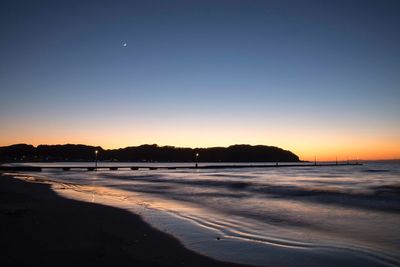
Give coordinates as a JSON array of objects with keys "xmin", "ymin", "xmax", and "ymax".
[{"xmin": 1, "ymin": 0, "xmax": 399, "ymax": 159}]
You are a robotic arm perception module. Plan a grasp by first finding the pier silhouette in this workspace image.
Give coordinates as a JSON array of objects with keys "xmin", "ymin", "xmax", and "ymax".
[{"xmin": 0, "ymin": 162, "xmax": 362, "ymax": 172}]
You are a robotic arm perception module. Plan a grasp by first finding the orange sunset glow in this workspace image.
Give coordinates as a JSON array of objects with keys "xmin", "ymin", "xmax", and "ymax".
[{"xmin": 1, "ymin": 123, "xmax": 399, "ymax": 160}]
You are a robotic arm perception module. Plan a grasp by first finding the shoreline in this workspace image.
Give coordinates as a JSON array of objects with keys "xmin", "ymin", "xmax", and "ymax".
[
  {"xmin": 2, "ymin": 170, "xmax": 398, "ymax": 267},
  {"xmin": 0, "ymin": 173, "xmax": 249, "ymax": 267}
]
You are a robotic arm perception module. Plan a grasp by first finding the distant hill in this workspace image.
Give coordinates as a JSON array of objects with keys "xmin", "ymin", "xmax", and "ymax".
[{"xmin": 0, "ymin": 144, "xmax": 300, "ymax": 163}]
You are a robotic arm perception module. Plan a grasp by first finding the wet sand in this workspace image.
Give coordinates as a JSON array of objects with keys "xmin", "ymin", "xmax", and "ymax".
[{"xmin": 0, "ymin": 174, "xmax": 250, "ymax": 267}]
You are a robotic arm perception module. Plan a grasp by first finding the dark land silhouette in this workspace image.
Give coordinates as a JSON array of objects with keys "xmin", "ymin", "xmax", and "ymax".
[{"xmin": 0, "ymin": 144, "xmax": 299, "ymax": 163}]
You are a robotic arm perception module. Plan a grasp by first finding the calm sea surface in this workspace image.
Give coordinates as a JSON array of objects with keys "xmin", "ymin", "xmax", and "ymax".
[{"xmin": 7, "ymin": 161, "xmax": 400, "ymax": 266}]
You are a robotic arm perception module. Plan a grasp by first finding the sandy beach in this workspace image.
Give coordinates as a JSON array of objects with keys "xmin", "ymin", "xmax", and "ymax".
[{"xmin": 0, "ymin": 173, "xmax": 249, "ymax": 267}]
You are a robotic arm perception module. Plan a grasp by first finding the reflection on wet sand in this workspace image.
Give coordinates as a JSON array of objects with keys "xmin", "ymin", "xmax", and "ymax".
[{"xmin": 9, "ymin": 161, "xmax": 400, "ymax": 266}]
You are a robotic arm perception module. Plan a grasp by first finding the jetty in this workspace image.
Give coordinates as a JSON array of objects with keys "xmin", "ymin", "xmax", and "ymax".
[{"xmin": 0, "ymin": 162, "xmax": 362, "ymax": 172}]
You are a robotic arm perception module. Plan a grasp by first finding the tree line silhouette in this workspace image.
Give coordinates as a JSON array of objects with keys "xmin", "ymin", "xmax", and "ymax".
[{"xmin": 0, "ymin": 144, "xmax": 300, "ymax": 162}]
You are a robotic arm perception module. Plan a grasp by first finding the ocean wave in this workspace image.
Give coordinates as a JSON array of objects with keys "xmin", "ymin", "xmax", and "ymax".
[{"xmin": 102, "ymin": 172, "xmax": 400, "ymax": 213}]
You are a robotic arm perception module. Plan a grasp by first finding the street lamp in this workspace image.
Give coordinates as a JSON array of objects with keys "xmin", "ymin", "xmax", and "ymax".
[
  {"xmin": 95, "ymin": 150, "xmax": 98, "ymax": 170},
  {"xmin": 195, "ymin": 153, "xmax": 199, "ymax": 168}
]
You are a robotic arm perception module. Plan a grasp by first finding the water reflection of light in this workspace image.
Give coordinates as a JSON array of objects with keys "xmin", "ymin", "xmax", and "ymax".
[{"xmin": 12, "ymin": 163, "xmax": 400, "ymax": 266}]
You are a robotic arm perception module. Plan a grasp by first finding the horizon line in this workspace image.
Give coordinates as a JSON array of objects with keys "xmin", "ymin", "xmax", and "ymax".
[{"xmin": 1, "ymin": 142, "xmax": 398, "ymax": 162}]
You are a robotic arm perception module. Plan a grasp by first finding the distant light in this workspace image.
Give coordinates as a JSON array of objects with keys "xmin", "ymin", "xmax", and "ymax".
[
  {"xmin": 95, "ymin": 150, "xmax": 98, "ymax": 154},
  {"xmin": 122, "ymin": 42, "xmax": 127, "ymax": 47}
]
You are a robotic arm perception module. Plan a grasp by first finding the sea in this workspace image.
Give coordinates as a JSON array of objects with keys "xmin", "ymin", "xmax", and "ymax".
[{"xmin": 6, "ymin": 161, "xmax": 400, "ymax": 267}]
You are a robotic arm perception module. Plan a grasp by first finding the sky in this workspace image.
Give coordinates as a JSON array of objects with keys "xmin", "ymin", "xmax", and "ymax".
[{"xmin": 0, "ymin": 0, "xmax": 399, "ymax": 161}]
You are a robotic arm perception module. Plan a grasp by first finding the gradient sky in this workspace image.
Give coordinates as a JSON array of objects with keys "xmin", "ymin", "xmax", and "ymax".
[{"xmin": 1, "ymin": 0, "xmax": 399, "ymax": 160}]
